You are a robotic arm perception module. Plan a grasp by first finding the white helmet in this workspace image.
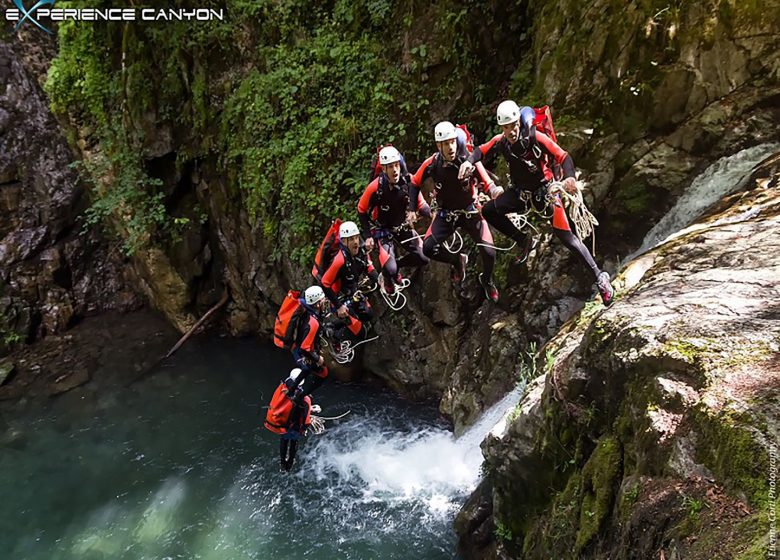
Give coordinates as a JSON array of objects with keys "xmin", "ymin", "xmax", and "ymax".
[
  {"xmin": 339, "ymin": 221, "xmax": 360, "ymax": 239},
  {"xmin": 378, "ymin": 146, "xmax": 401, "ymax": 165},
  {"xmin": 434, "ymin": 121, "xmax": 457, "ymax": 142},
  {"xmin": 496, "ymin": 100, "xmax": 521, "ymax": 126},
  {"xmin": 304, "ymin": 285, "xmax": 325, "ymax": 305},
  {"xmin": 288, "ymin": 367, "xmax": 303, "ymax": 381}
]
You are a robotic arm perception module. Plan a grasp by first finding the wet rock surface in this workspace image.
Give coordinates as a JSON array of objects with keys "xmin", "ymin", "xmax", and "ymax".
[
  {"xmin": 0, "ymin": 38, "xmax": 141, "ymax": 355},
  {"xmin": 0, "ymin": 309, "xmax": 178, "ymax": 401},
  {"xmin": 457, "ymin": 158, "xmax": 780, "ymax": 559}
]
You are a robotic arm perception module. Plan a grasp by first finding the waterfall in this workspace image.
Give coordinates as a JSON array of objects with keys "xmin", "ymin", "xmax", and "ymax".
[
  {"xmin": 628, "ymin": 142, "xmax": 779, "ymax": 262},
  {"xmin": 305, "ymin": 385, "xmax": 524, "ymax": 516}
]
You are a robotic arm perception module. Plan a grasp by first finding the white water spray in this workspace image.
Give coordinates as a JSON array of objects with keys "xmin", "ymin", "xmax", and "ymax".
[
  {"xmin": 629, "ymin": 142, "xmax": 779, "ymax": 261},
  {"xmin": 305, "ymin": 386, "xmax": 524, "ymax": 517}
]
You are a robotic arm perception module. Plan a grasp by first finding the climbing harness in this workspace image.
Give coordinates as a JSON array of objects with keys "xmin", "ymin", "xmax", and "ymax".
[
  {"xmin": 369, "ymin": 224, "xmax": 417, "ymax": 311},
  {"xmin": 429, "ymin": 203, "xmax": 479, "ymax": 254}
]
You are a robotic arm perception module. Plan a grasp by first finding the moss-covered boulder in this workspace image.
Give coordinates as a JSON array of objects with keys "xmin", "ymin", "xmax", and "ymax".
[{"xmin": 458, "ymin": 156, "xmax": 780, "ymax": 558}]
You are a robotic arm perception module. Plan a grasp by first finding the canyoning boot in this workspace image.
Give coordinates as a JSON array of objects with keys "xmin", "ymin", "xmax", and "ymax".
[
  {"xmin": 479, "ymin": 273, "xmax": 499, "ymax": 303},
  {"xmin": 323, "ymin": 315, "xmax": 347, "ymax": 345},
  {"xmin": 382, "ymin": 275, "xmax": 396, "ymax": 295},
  {"xmin": 514, "ymin": 235, "xmax": 537, "ymax": 265},
  {"xmin": 596, "ymin": 271, "xmax": 615, "ymax": 307},
  {"xmin": 451, "ymin": 253, "xmax": 468, "ymax": 284}
]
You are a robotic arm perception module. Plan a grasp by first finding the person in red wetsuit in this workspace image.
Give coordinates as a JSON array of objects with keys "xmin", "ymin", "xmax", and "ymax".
[
  {"xmin": 411, "ymin": 121, "xmax": 503, "ymax": 302},
  {"xmin": 458, "ymin": 101, "xmax": 615, "ymax": 307},
  {"xmin": 320, "ymin": 221, "xmax": 379, "ymax": 345},
  {"xmin": 287, "ymin": 286, "xmax": 330, "ymax": 400},
  {"xmin": 358, "ymin": 146, "xmax": 431, "ymax": 295},
  {"xmin": 264, "ymin": 368, "xmax": 319, "ymax": 472}
]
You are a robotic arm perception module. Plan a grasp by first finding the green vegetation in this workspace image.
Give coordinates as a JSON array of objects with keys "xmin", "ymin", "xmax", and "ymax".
[
  {"xmin": 575, "ymin": 436, "xmax": 622, "ymax": 551},
  {"xmin": 516, "ymin": 341, "xmax": 556, "ymax": 386},
  {"xmin": 45, "ymin": 0, "xmax": 526, "ymax": 263},
  {"xmin": 44, "ymin": 0, "xmax": 229, "ymax": 254},
  {"xmin": 618, "ymin": 481, "xmax": 640, "ymax": 520},
  {"xmin": 517, "ymin": 434, "xmax": 622, "ymax": 557},
  {"xmin": 681, "ymin": 493, "xmax": 706, "ymax": 518},
  {"xmin": 494, "ymin": 518, "xmax": 514, "ymax": 542},
  {"xmin": 693, "ymin": 408, "xmax": 771, "ymax": 508},
  {"xmin": 504, "ymin": 341, "xmax": 557, "ymax": 422},
  {"xmin": 2, "ymin": 331, "xmax": 22, "ymax": 346}
]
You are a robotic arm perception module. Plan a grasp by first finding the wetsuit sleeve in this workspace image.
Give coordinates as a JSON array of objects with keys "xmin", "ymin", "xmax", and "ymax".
[
  {"xmin": 297, "ymin": 315, "xmax": 321, "ymax": 364},
  {"xmin": 468, "ymin": 134, "xmax": 503, "ymax": 164},
  {"xmin": 475, "ymin": 162, "xmax": 494, "ymax": 194},
  {"xmin": 410, "ymin": 155, "xmax": 435, "ymax": 211},
  {"xmin": 417, "ymin": 192, "xmax": 431, "ymax": 218},
  {"xmin": 321, "ymin": 250, "xmax": 345, "ymax": 305},
  {"xmin": 536, "ymin": 132, "xmax": 575, "ymax": 178},
  {"xmin": 357, "ymin": 179, "xmax": 379, "ymax": 238}
]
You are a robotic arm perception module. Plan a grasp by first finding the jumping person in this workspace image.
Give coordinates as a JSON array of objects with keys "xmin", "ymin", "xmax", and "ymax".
[
  {"xmin": 320, "ymin": 221, "xmax": 379, "ymax": 345},
  {"xmin": 264, "ymin": 368, "xmax": 321, "ymax": 472},
  {"xmin": 458, "ymin": 101, "xmax": 615, "ymax": 306},
  {"xmin": 290, "ymin": 286, "xmax": 330, "ymax": 399},
  {"xmin": 358, "ymin": 146, "xmax": 431, "ymax": 295},
  {"xmin": 411, "ymin": 121, "xmax": 503, "ymax": 302}
]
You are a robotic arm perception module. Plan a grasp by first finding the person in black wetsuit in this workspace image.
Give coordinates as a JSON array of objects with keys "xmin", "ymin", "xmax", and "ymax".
[
  {"xmin": 289, "ymin": 286, "xmax": 329, "ymax": 400},
  {"xmin": 264, "ymin": 368, "xmax": 317, "ymax": 472},
  {"xmin": 358, "ymin": 145, "xmax": 431, "ymax": 295},
  {"xmin": 319, "ymin": 221, "xmax": 379, "ymax": 346},
  {"xmin": 411, "ymin": 121, "xmax": 503, "ymax": 302},
  {"xmin": 458, "ymin": 100, "xmax": 616, "ymax": 306}
]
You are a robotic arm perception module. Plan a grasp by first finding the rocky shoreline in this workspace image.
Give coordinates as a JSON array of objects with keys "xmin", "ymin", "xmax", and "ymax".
[{"xmin": 0, "ymin": 309, "xmax": 178, "ymax": 403}]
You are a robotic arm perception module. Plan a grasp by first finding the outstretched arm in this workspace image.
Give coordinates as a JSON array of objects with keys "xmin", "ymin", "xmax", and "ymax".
[{"xmin": 460, "ymin": 133, "xmax": 503, "ymax": 179}]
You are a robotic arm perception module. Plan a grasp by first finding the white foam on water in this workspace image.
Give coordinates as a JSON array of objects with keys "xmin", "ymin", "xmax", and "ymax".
[{"xmin": 305, "ymin": 386, "xmax": 524, "ymax": 517}]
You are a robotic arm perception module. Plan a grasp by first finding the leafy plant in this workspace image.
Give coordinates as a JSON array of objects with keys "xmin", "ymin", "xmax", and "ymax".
[
  {"xmin": 494, "ymin": 518, "xmax": 514, "ymax": 542},
  {"xmin": 2, "ymin": 331, "xmax": 22, "ymax": 346},
  {"xmin": 44, "ymin": 0, "xmax": 530, "ymax": 265},
  {"xmin": 681, "ymin": 494, "xmax": 706, "ymax": 518}
]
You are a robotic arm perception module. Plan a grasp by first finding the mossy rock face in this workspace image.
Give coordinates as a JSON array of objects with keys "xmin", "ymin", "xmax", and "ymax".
[
  {"xmin": 575, "ymin": 436, "xmax": 622, "ymax": 551},
  {"xmin": 517, "ymin": 435, "xmax": 622, "ymax": 558},
  {"xmin": 460, "ymin": 164, "xmax": 780, "ymax": 559},
  {"xmin": 692, "ymin": 408, "xmax": 771, "ymax": 507}
]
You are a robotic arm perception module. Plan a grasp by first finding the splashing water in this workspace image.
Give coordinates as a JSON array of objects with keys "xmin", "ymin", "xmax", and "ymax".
[
  {"xmin": 305, "ymin": 386, "xmax": 523, "ymax": 518},
  {"xmin": 629, "ymin": 142, "xmax": 779, "ymax": 261},
  {"xmin": 0, "ymin": 337, "xmax": 523, "ymax": 560}
]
